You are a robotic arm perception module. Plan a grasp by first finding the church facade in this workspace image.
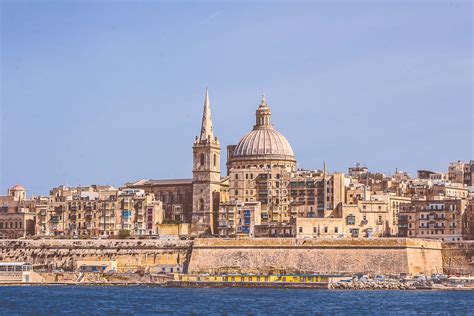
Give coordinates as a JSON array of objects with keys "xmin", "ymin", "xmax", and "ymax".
[{"xmin": 127, "ymin": 89, "xmax": 341, "ymax": 237}]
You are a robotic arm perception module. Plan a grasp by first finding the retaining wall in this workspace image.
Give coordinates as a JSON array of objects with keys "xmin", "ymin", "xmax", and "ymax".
[
  {"xmin": 442, "ymin": 241, "xmax": 474, "ymax": 275},
  {"xmin": 0, "ymin": 239, "xmax": 192, "ymax": 271},
  {"xmin": 0, "ymin": 238, "xmax": 448, "ymax": 276},
  {"xmin": 188, "ymin": 238, "xmax": 443, "ymax": 276}
]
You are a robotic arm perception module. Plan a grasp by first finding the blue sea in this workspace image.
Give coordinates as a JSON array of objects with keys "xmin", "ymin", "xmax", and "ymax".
[{"xmin": 0, "ymin": 286, "xmax": 473, "ymax": 315}]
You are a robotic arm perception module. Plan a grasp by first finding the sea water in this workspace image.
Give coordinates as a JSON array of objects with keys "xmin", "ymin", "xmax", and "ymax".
[{"xmin": 0, "ymin": 286, "xmax": 472, "ymax": 315}]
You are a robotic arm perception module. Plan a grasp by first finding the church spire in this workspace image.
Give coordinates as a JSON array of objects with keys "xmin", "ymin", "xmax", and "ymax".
[{"xmin": 199, "ymin": 88, "xmax": 214, "ymax": 142}]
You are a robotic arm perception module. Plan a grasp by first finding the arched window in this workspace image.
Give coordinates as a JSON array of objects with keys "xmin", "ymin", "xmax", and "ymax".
[
  {"xmin": 200, "ymin": 153, "xmax": 205, "ymax": 166},
  {"xmin": 213, "ymin": 154, "xmax": 217, "ymax": 167}
]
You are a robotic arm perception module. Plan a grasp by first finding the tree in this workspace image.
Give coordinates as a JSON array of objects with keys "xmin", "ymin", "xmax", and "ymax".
[{"xmin": 118, "ymin": 229, "xmax": 130, "ymax": 239}]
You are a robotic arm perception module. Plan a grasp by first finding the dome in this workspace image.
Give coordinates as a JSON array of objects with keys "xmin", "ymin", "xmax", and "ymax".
[
  {"xmin": 10, "ymin": 184, "xmax": 25, "ymax": 191},
  {"xmin": 232, "ymin": 94, "xmax": 295, "ymax": 162},
  {"xmin": 233, "ymin": 128, "xmax": 295, "ymax": 161}
]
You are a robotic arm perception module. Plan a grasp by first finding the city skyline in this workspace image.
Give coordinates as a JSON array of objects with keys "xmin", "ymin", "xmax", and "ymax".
[{"xmin": 1, "ymin": 1, "xmax": 472, "ymax": 195}]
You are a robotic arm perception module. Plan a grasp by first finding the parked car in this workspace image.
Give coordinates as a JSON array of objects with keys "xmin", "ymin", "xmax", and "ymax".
[
  {"xmin": 431, "ymin": 274, "xmax": 448, "ymax": 283},
  {"xmin": 415, "ymin": 275, "xmax": 427, "ymax": 281},
  {"xmin": 374, "ymin": 275, "xmax": 385, "ymax": 282},
  {"xmin": 338, "ymin": 278, "xmax": 353, "ymax": 283}
]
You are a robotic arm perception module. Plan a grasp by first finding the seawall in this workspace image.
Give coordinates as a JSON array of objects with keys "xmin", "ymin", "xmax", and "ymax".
[
  {"xmin": 0, "ymin": 238, "xmax": 449, "ymax": 276},
  {"xmin": 442, "ymin": 241, "xmax": 474, "ymax": 275},
  {"xmin": 0, "ymin": 239, "xmax": 192, "ymax": 272},
  {"xmin": 188, "ymin": 238, "xmax": 443, "ymax": 276}
]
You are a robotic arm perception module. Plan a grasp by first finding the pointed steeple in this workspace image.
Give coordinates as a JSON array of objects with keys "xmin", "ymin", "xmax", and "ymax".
[{"xmin": 199, "ymin": 88, "xmax": 214, "ymax": 142}]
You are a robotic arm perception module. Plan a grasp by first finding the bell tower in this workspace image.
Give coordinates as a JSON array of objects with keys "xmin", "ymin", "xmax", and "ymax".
[{"xmin": 192, "ymin": 88, "xmax": 221, "ymax": 235}]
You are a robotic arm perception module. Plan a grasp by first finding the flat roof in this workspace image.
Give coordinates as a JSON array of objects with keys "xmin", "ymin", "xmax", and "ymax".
[
  {"xmin": 144, "ymin": 179, "xmax": 193, "ymax": 186},
  {"xmin": 0, "ymin": 262, "xmax": 30, "ymax": 266}
]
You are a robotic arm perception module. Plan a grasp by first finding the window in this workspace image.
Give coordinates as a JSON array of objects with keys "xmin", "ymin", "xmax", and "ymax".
[
  {"xmin": 350, "ymin": 229, "xmax": 359, "ymax": 237},
  {"xmin": 235, "ymin": 174, "xmax": 239, "ymax": 180},
  {"xmin": 324, "ymin": 227, "xmax": 328, "ymax": 233},
  {"xmin": 200, "ymin": 153, "xmax": 205, "ymax": 166},
  {"xmin": 299, "ymin": 227, "xmax": 303, "ymax": 233},
  {"xmin": 213, "ymin": 154, "xmax": 217, "ymax": 167},
  {"xmin": 199, "ymin": 199, "xmax": 204, "ymax": 212},
  {"xmin": 347, "ymin": 215, "xmax": 356, "ymax": 225},
  {"xmin": 334, "ymin": 227, "xmax": 338, "ymax": 233},
  {"xmin": 313, "ymin": 227, "xmax": 317, "ymax": 233}
]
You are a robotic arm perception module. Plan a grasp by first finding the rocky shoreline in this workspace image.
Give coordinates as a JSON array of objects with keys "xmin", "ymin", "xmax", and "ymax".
[
  {"xmin": 2, "ymin": 279, "xmax": 473, "ymax": 291},
  {"xmin": 330, "ymin": 280, "xmax": 420, "ymax": 290}
]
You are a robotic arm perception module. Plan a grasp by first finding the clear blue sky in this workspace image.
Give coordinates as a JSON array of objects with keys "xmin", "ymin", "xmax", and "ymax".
[{"xmin": 1, "ymin": 1, "xmax": 472, "ymax": 196}]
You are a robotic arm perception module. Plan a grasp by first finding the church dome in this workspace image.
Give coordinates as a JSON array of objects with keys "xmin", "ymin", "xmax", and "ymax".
[
  {"xmin": 233, "ymin": 128, "xmax": 295, "ymax": 160},
  {"xmin": 10, "ymin": 184, "xmax": 26, "ymax": 191},
  {"xmin": 232, "ymin": 95, "xmax": 295, "ymax": 162}
]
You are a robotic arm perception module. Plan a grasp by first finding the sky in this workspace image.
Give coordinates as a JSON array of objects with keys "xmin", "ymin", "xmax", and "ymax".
[{"xmin": 0, "ymin": 0, "xmax": 472, "ymax": 196}]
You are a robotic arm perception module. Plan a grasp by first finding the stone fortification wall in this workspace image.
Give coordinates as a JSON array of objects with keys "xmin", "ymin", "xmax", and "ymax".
[
  {"xmin": 0, "ymin": 238, "xmax": 447, "ymax": 276},
  {"xmin": 0, "ymin": 239, "xmax": 192, "ymax": 272},
  {"xmin": 188, "ymin": 238, "xmax": 443, "ymax": 276},
  {"xmin": 442, "ymin": 241, "xmax": 474, "ymax": 275}
]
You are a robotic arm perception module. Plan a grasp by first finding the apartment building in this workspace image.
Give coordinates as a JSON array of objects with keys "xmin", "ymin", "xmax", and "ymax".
[
  {"xmin": 296, "ymin": 200, "xmax": 393, "ymax": 239},
  {"xmin": 398, "ymin": 199, "xmax": 468, "ymax": 241}
]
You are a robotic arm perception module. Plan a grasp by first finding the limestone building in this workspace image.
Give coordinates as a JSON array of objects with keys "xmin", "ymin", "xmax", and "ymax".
[
  {"xmin": 218, "ymin": 95, "xmax": 299, "ymax": 237},
  {"xmin": 45, "ymin": 185, "xmax": 163, "ymax": 238},
  {"xmin": 126, "ymin": 89, "xmax": 222, "ymax": 236},
  {"xmin": 191, "ymin": 89, "xmax": 221, "ymax": 236},
  {"xmin": 448, "ymin": 160, "xmax": 474, "ymax": 187},
  {"xmin": 398, "ymin": 199, "xmax": 468, "ymax": 241},
  {"xmin": 0, "ymin": 185, "xmax": 36, "ymax": 239},
  {"xmin": 296, "ymin": 200, "xmax": 393, "ymax": 239}
]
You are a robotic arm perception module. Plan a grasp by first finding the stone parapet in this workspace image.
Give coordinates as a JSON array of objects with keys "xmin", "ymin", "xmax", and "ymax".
[
  {"xmin": 0, "ymin": 238, "xmax": 449, "ymax": 277},
  {"xmin": 442, "ymin": 241, "xmax": 474, "ymax": 275},
  {"xmin": 189, "ymin": 238, "xmax": 443, "ymax": 276},
  {"xmin": 0, "ymin": 239, "xmax": 192, "ymax": 272}
]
